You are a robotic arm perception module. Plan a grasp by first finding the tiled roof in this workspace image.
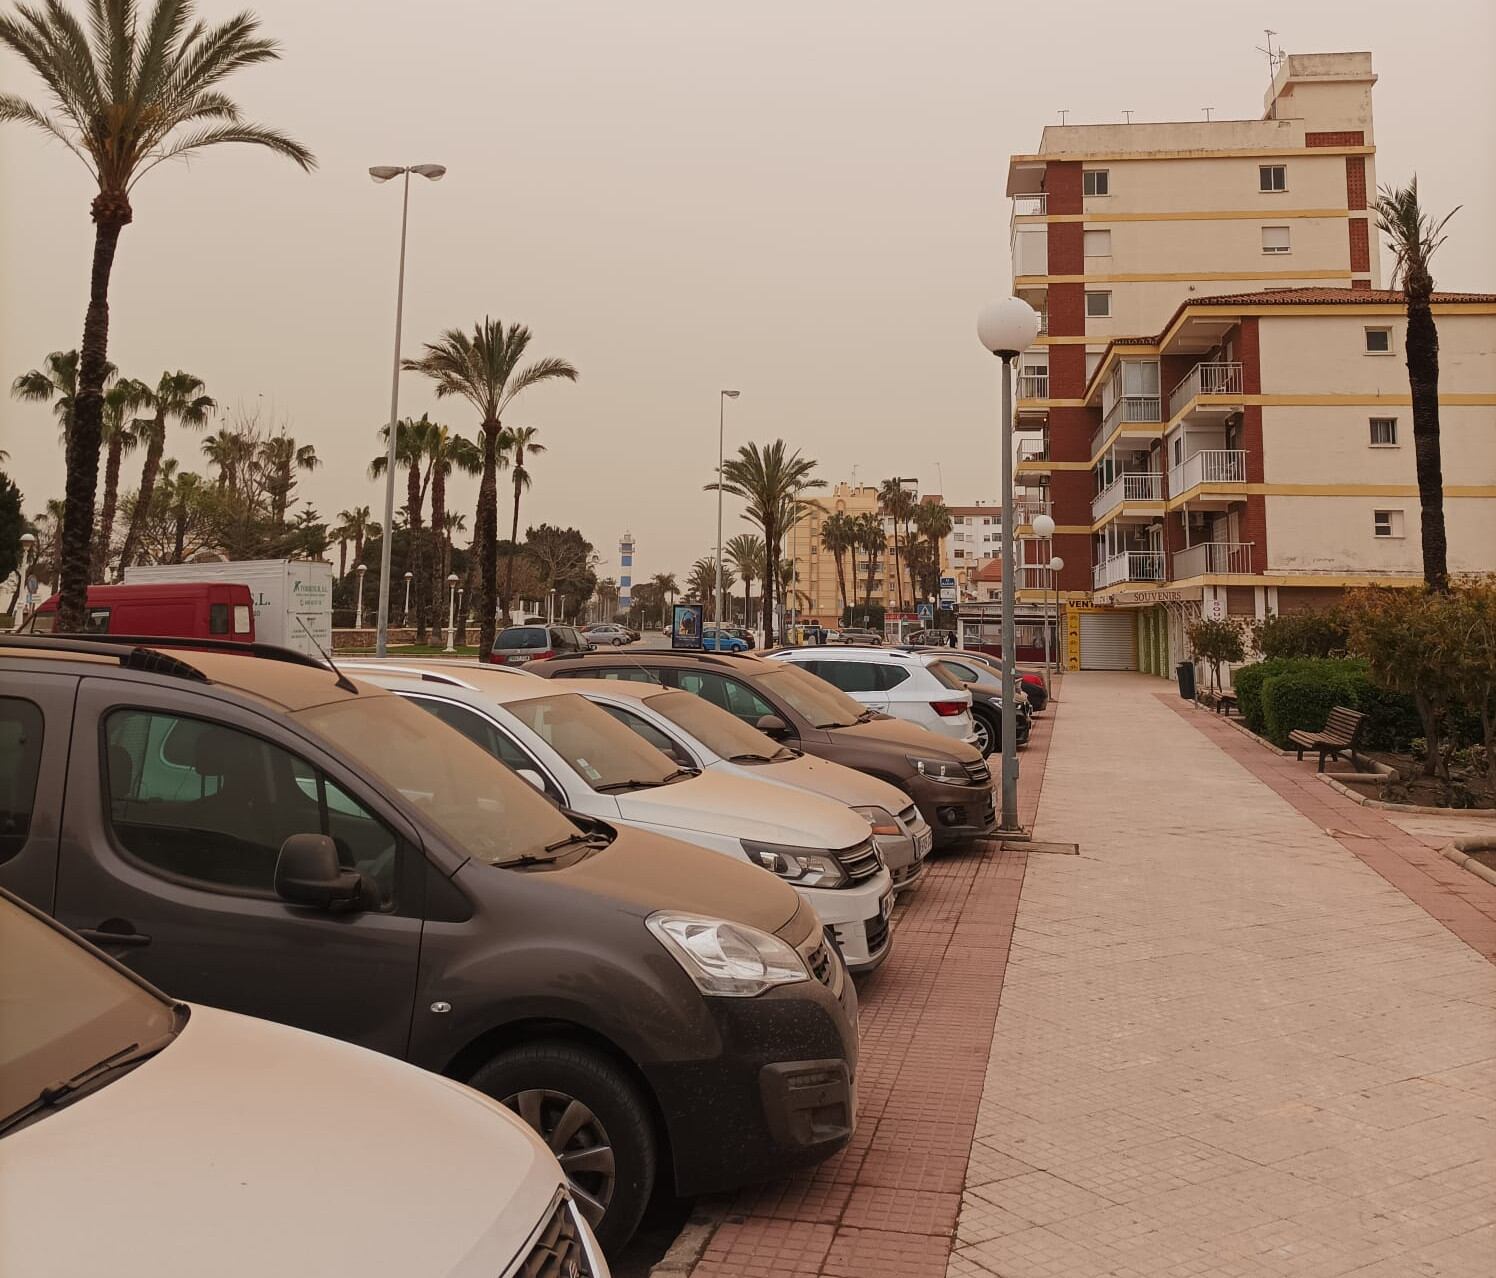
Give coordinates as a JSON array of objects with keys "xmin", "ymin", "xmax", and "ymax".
[
  {"xmin": 974, "ymin": 559, "xmax": 1004, "ymax": 582},
  {"xmin": 1185, "ymin": 286, "xmax": 1496, "ymax": 306}
]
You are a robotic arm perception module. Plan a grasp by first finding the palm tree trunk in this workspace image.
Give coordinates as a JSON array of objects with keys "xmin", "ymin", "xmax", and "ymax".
[
  {"xmin": 502, "ymin": 473, "xmax": 523, "ymax": 620},
  {"xmin": 93, "ymin": 435, "xmax": 125, "ymax": 582},
  {"xmin": 863, "ymin": 543, "xmax": 877, "ymax": 607},
  {"xmin": 1406, "ymin": 289, "xmax": 1448, "ymax": 590},
  {"xmin": 338, "ymin": 539, "xmax": 348, "ymax": 578},
  {"xmin": 172, "ymin": 498, "xmax": 188, "ymax": 563},
  {"xmin": 116, "ymin": 417, "xmax": 163, "ymax": 574},
  {"xmin": 429, "ymin": 465, "xmax": 447, "ymax": 643},
  {"xmin": 476, "ymin": 425, "xmax": 501, "ymax": 657},
  {"xmin": 762, "ymin": 524, "xmax": 777, "ymax": 647},
  {"xmin": 744, "ymin": 578, "xmax": 752, "ymax": 631},
  {"xmin": 59, "ymin": 210, "xmax": 128, "ymax": 631}
]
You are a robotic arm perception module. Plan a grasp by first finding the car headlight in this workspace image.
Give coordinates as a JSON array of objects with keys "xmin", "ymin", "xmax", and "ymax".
[
  {"xmin": 854, "ymin": 805, "xmax": 905, "ymax": 838},
  {"xmin": 741, "ymin": 839, "xmax": 849, "ymax": 888},
  {"xmin": 907, "ymin": 754, "xmax": 967, "ymax": 783},
  {"xmin": 646, "ymin": 912, "xmax": 808, "ymax": 997}
]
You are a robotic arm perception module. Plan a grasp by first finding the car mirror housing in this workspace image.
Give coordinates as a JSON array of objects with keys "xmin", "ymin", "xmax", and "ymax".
[
  {"xmin": 756, "ymin": 714, "xmax": 789, "ymax": 738},
  {"xmin": 274, "ymin": 834, "xmax": 364, "ymax": 911}
]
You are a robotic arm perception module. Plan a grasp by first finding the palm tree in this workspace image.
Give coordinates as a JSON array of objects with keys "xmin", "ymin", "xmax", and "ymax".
[
  {"xmin": 707, "ymin": 441, "xmax": 825, "ymax": 646},
  {"xmin": 878, "ymin": 480, "xmax": 917, "ymax": 611},
  {"xmin": 402, "ymin": 319, "xmax": 578, "ymax": 656},
  {"xmin": 259, "ymin": 433, "xmax": 319, "ymax": 528},
  {"xmin": 651, "ymin": 572, "xmax": 679, "ymax": 630},
  {"xmin": 819, "ymin": 511, "xmax": 857, "ymax": 623},
  {"xmin": 201, "ymin": 426, "xmax": 254, "ymax": 494},
  {"xmin": 500, "ymin": 425, "xmax": 547, "ymax": 620},
  {"xmin": 336, "ymin": 505, "xmax": 376, "ymax": 571},
  {"xmin": 854, "ymin": 511, "xmax": 884, "ymax": 609},
  {"xmin": 1374, "ymin": 178, "xmax": 1461, "ymax": 591},
  {"xmin": 11, "ymin": 349, "xmax": 117, "ymax": 446},
  {"xmin": 441, "ymin": 510, "xmax": 467, "ymax": 582},
  {"xmin": 370, "ymin": 416, "xmax": 430, "ymax": 540},
  {"xmin": 725, "ymin": 533, "xmax": 765, "ymax": 629},
  {"xmin": 116, "ymin": 372, "xmax": 215, "ymax": 571},
  {"xmin": 0, "ymin": 0, "xmax": 314, "ymax": 630},
  {"xmin": 94, "ymin": 377, "xmax": 150, "ymax": 579},
  {"xmin": 912, "ymin": 499, "xmax": 952, "ymax": 605},
  {"xmin": 423, "ymin": 425, "xmax": 481, "ymax": 625}
]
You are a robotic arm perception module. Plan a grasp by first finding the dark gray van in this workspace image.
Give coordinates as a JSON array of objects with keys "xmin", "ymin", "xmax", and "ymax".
[{"xmin": 489, "ymin": 624, "xmax": 592, "ymax": 667}]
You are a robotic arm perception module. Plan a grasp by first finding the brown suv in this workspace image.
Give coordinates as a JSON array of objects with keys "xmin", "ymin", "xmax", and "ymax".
[{"xmin": 535, "ymin": 651, "xmax": 996, "ymax": 849}]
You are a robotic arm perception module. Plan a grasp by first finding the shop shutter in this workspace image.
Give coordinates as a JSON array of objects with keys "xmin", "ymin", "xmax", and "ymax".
[{"xmin": 1080, "ymin": 612, "xmax": 1138, "ymax": 670}]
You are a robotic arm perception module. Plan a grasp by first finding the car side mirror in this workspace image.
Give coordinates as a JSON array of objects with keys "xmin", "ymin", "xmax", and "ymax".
[
  {"xmin": 274, "ymin": 834, "xmax": 363, "ymax": 911},
  {"xmin": 756, "ymin": 714, "xmax": 789, "ymax": 738},
  {"xmin": 516, "ymin": 768, "xmax": 547, "ymax": 791}
]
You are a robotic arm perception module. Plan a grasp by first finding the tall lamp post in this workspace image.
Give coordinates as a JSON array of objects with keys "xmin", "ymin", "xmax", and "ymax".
[
  {"xmin": 402, "ymin": 570, "xmax": 414, "ymax": 626},
  {"xmin": 1032, "ymin": 512, "xmax": 1058, "ymax": 688},
  {"xmin": 977, "ymin": 298, "xmax": 1042, "ymax": 835},
  {"xmin": 370, "ymin": 162, "xmax": 446, "ymax": 658},
  {"xmin": 444, "ymin": 572, "xmax": 460, "ymax": 653},
  {"xmin": 17, "ymin": 532, "xmax": 36, "ymax": 623},
  {"xmin": 715, "ymin": 390, "xmax": 740, "ymax": 627},
  {"xmin": 1048, "ymin": 556, "xmax": 1064, "ymax": 689},
  {"xmin": 354, "ymin": 563, "xmax": 367, "ymax": 631}
]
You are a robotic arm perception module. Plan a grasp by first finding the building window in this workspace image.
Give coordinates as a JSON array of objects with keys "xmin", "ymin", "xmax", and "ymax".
[
  {"xmin": 1259, "ymin": 164, "xmax": 1287, "ymax": 192},
  {"xmin": 1083, "ymin": 229, "xmax": 1112, "ymax": 257},
  {"xmin": 1261, "ymin": 225, "xmax": 1291, "ymax": 254},
  {"xmin": 1373, "ymin": 510, "xmax": 1405, "ymax": 538},
  {"xmin": 1369, "ymin": 417, "xmax": 1398, "ymax": 446},
  {"xmin": 1085, "ymin": 291, "xmax": 1112, "ymax": 318},
  {"xmin": 1083, "ymin": 170, "xmax": 1109, "ymax": 197},
  {"xmin": 1364, "ymin": 326, "xmax": 1393, "ymax": 354}
]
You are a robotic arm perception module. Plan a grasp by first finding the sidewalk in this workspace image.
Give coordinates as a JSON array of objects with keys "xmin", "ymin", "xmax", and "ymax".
[{"xmin": 952, "ymin": 672, "xmax": 1496, "ymax": 1278}]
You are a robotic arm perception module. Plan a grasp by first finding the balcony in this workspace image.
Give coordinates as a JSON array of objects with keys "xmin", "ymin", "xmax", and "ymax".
[
  {"xmin": 1011, "ymin": 497, "xmax": 1052, "ymax": 526},
  {"xmin": 1092, "ymin": 471, "xmax": 1163, "ymax": 522},
  {"xmin": 1018, "ymin": 370, "xmax": 1049, "ymax": 399},
  {"xmin": 1093, "ymin": 550, "xmax": 1165, "ymax": 590},
  {"xmin": 1017, "ymin": 564, "xmax": 1055, "ymax": 590},
  {"xmin": 1168, "ymin": 361, "xmax": 1244, "ymax": 418},
  {"xmin": 1172, "ymin": 541, "xmax": 1254, "ymax": 579},
  {"xmin": 1094, "ymin": 395, "xmax": 1162, "ymax": 456},
  {"xmin": 1017, "ymin": 439, "xmax": 1049, "ymax": 463},
  {"xmin": 1011, "ymin": 193, "xmax": 1047, "ymax": 218},
  {"xmin": 1168, "ymin": 449, "xmax": 1247, "ymax": 496}
]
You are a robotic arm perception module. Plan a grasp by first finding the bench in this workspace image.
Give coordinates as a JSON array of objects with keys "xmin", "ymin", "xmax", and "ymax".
[
  {"xmin": 1197, "ymin": 688, "xmax": 1239, "ymax": 715},
  {"xmin": 1289, "ymin": 706, "xmax": 1367, "ymax": 772}
]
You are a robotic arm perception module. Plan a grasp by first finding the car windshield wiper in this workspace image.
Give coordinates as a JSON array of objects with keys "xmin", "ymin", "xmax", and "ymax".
[
  {"xmin": 595, "ymin": 767, "xmax": 695, "ymax": 792},
  {"xmin": 541, "ymin": 831, "xmax": 611, "ymax": 853},
  {"xmin": 855, "ymin": 709, "xmax": 880, "ymax": 723},
  {"xmin": 727, "ymin": 752, "xmax": 778, "ymax": 763}
]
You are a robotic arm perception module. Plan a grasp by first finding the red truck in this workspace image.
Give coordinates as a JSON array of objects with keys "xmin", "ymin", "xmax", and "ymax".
[{"xmin": 26, "ymin": 583, "xmax": 256, "ymax": 643}]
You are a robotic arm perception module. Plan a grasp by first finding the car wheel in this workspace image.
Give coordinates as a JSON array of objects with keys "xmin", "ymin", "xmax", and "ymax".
[
  {"xmin": 971, "ymin": 710, "xmax": 998, "ymax": 757},
  {"xmin": 468, "ymin": 1041, "xmax": 657, "ymax": 1253}
]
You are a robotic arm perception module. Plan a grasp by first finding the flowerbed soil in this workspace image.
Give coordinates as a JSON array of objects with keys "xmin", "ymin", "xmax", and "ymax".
[{"xmin": 1359, "ymin": 747, "xmax": 1495, "ymax": 810}]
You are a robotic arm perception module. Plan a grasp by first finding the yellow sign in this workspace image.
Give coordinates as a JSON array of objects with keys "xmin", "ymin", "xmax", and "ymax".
[{"xmin": 1066, "ymin": 610, "xmax": 1082, "ymax": 670}]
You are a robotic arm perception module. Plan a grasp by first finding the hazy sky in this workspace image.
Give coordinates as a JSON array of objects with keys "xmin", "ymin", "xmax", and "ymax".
[{"xmin": 3, "ymin": 0, "xmax": 1493, "ymax": 582}]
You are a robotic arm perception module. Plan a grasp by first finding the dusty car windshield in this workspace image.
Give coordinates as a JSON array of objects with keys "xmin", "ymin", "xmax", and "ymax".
[
  {"xmin": 504, "ymin": 692, "xmax": 679, "ymax": 791},
  {"xmin": 645, "ymin": 690, "xmax": 790, "ymax": 761},
  {"xmin": 757, "ymin": 665, "xmax": 864, "ymax": 729},
  {"xmin": 298, "ymin": 694, "xmax": 578, "ymax": 862},
  {"xmin": 1, "ymin": 898, "xmax": 181, "ymax": 1133}
]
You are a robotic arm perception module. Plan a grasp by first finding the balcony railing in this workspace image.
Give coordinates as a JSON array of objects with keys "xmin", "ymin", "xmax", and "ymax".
[
  {"xmin": 1012, "ymin": 193, "xmax": 1047, "ymax": 217},
  {"xmin": 1017, "ymin": 564, "xmax": 1055, "ymax": 589},
  {"xmin": 1172, "ymin": 541, "xmax": 1254, "ymax": 579},
  {"xmin": 1093, "ymin": 550, "xmax": 1166, "ymax": 590},
  {"xmin": 1168, "ymin": 361, "xmax": 1244, "ymax": 418},
  {"xmin": 1092, "ymin": 471, "xmax": 1163, "ymax": 522},
  {"xmin": 1168, "ymin": 449, "xmax": 1247, "ymax": 495},
  {"xmin": 1018, "ymin": 370, "xmax": 1049, "ymax": 399},
  {"xmin": 1095, "ymin": 394, "xmax": 1162, "ymax": 455},
  {"xmin": 1011, "ymin": 497, "xmax": 1052, "ymax": 525},
  {"xmin": 1017, "ymin": 439, "xmax": 1049, "ymax": 462}
]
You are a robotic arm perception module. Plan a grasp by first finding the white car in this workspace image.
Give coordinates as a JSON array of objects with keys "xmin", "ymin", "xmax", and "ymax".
[
  {"xmin": 582, "ymin": 624, "xmax": 633, "ymax": 646},
  {"xmin": 348, "ymin": 665, "xmax": 895, "ymax": 971},
  {"xmin": 0, "ymin": 891, "xmax": 607, "ymax": 1278},
  {"xmin": 559, "ymin": 677, "xmax": 931, "ymax": 893},
  {"xmin": 768, "ymin": 646, "xmax": 978, "ymax": 745}
]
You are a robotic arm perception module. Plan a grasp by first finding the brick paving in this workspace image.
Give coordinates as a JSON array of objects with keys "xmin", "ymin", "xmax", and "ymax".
[
  {"xmin": 950, "ymin": 673, "xmax": 1496, "ymax": 1278},
  {"xmin": 685, "ymin": 701, "xmax": 1056, "ymax": 1277}
]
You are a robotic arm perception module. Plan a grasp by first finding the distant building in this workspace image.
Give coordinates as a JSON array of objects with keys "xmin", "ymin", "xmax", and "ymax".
[{"xmin": 618, "ymin": 532, "xmax": 635, "ymax": 613}]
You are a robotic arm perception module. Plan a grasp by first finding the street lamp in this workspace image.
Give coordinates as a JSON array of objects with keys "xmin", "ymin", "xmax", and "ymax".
[
  {"xmin": 716, "ymin": 390, "xmax": 740, "ymax": 629},
  {"xmin": 1048, "ymin": 557, "xmax": 1064, "ymax": 690},
  {"xmin": 445, "ymin": 573, "xmax": 460, "ymax": 653},
  {"xmin": 402, "ymin": 570, "xmax": 413, "ymax": 626},
  {"xmin": 1032, "ymin": 512, "xmax": 1058, "ymax": 689},
  {"xmin": 977, "ymin": 297, "xmax": 1042, "ymax": 835},
  {"xmin": 17, "ymin": 532, "xmax": 36, "ymax": 622},
  {"xmin": 355, "ymin": 563, "xmax": 368, "ymax": 631},
  {"xmin": 370, "ymin": 161, "xmax": 447, "ymax": 658}
]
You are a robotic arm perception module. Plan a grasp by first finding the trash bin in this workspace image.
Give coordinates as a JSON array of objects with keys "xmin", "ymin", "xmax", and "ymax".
[{"xmin": 1176, "ymin": 661, "xmax": 1196, "ymax": 701}]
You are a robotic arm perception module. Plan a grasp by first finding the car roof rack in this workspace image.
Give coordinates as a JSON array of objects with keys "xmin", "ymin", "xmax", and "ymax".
[
  {"xmin": 0, "ymin": 634, "xmax": 211, "ymax": 683},
  {"xmin": 0, "ymin": 632, "xmax": 335, "ymax": 674}
]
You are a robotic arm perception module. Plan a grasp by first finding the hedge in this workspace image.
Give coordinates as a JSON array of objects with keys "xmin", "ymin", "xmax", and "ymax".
[
  {"xmin": 1232, "ymin": 657, "xmax": 1424, "ymax": 750},
  {"xmin": 1262, "ymin": 665, "xmax": 1367, "ymax": 748}
]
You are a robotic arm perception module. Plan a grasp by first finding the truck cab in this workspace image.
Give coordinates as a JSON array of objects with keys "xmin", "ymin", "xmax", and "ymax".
[{"xmin": 26, "ymin": 583, "xmax": 256, "ymax": 643}]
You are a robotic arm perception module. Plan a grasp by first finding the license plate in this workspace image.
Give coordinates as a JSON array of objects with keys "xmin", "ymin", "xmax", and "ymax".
[
  {"xmin": 914, "ymin": 829, "xmax": 933, "ymax": 860},
  {"xmin": 879, "ymin": 892, "xmax": 893, "ymax": 921}
]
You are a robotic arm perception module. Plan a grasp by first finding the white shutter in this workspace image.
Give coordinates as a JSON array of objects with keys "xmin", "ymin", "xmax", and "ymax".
[{"xmin": 1080, "ymin": 612, "xmax": 1138, "ymax": 670}]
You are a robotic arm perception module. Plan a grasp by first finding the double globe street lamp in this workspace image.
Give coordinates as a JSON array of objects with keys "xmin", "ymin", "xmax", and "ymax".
[
  {"xmin": 976, "ymin": 297, "xmax": 1042, "ymax": 836},
  {"xmin": 1030, "ymin": 513, "xmax": 1063, "ymax": 691}
]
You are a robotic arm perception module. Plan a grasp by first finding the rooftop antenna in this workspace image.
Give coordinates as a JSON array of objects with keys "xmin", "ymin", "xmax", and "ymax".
[
  {"xmin": 1058, "ymin": 108, "xmax": 1069, "ymax": 125},
  {"xmin": 1122, "ymin": 109, "xmax": 1133, "ymax": 124},
  {"xmin": 1202, "ymin": 106, "xmax": 1214, "ymax": 122},
  {"xmin": 1256, "ymin": 29, "xmax": 1285, "ymax": 90}
]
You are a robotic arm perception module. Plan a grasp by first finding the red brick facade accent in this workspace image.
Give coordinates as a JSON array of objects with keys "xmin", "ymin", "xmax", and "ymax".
[
  {"xmin": 1348, "ymin": 217, "xmax": 1371, "ymax": 272},
  {"xmin": 1305, "ymin": 130, "xmax": 1365, "ymax": 147},
  {"xmin": 1047, "ymin": 221, "xmax": 1083, "ymax": 275},
  {"xmin": 1046, "ymin": 283, "xmax": 1084, "ymax": 338},
  {"xmin": 1236, "ymin": 319, "xmax": 1268, "ymax": 573},
  {"xmin": 1351, "ymin": 278, "xmax": 1372, "ymax": 291},
  {"xmin": 1345, "ymin": 156, "xmax": 1368, "ymax": 210},
  {"xmin": 1045, "ymin": 160, "xmax": 1083, "ymax": 216}
]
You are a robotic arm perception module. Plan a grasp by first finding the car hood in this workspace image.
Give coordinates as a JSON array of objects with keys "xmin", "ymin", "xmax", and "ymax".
[
  {"xmin": 739, "ymin": 753, "xmax": 912, "ymax": 812},
  {"xmin": 830, "ymin": 715, "xmax": 984, "ymax": 762},
  {"xmin": 557, "ymin": 823, "xmax": 802, "ymax": 934},
  {"xmin": 617, "ymin": 770, "xmax": 873, "ymax": 850},
  {"xmin": 0, "ymin": 1005, "xmax": 560, "ymax": 1278}
]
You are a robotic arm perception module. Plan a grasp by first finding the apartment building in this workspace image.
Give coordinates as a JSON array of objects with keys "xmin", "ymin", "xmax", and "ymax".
[{"xmin": 1002, "ymin": 50, "xmax": 1478, "ymax": 670}]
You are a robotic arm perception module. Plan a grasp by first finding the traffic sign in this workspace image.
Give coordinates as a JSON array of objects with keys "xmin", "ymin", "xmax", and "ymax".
[{"xmin": 916, "ymin": 603, "xmax": 934, "ymax": 621}]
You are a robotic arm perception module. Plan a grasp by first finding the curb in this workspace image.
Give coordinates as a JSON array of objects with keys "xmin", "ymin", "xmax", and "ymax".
[
  {"xmin": 1441, "ymin": 838, "xmax": 1496, "ymax": 889},
  {"xmin": 646, "ymin": 1205, "xmax": 728, "ymax": 1276},
  {"xmin": 1319, "ymin": 771, "xmax": 1496, "ymax": 817}
]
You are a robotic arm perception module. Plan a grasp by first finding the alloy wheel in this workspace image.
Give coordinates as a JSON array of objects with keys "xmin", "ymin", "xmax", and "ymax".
[
  {"xmin": 972, "ymin": 715, "xmax": 993, "ymax": 755},
  {"xmin": 502, "ymin": 1088, "xmax": 616, "ymax": 1227}
]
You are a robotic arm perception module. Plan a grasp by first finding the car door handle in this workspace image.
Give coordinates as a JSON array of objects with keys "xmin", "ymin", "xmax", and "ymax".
[{"xmin": 77, "ymin": 924, "xmax": 151, "ymax": 949}]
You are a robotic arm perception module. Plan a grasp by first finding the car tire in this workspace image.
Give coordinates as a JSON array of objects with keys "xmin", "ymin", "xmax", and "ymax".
[
  {"xmin": 971, "ymin": 709, "xmax": 999, "ymax": 757},
  {"xmin": 468, "ymin": 1041, "xmax": 657, "ymax": 1254}
]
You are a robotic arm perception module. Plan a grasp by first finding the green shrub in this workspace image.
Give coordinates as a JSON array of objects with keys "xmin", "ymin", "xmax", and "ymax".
[
  {"xmin": 1262, "ymin": 664, "xmax": 1367, "ymax": 747},
  {"xmin": 1253, "ymin": 608, "xmax": 1349, "ymax": 659},
  {"xmin": 1232, "ymin": 660, "xmax": 1283, "ymax": 733}
]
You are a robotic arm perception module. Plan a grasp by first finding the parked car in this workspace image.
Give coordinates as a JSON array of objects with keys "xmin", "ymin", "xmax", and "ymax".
[
  {"xmin": 768, "ymin": 646, "xmax": 978, "ymax": 746},
  {"xmin": 898, "ymin": 646, "xmax": 1049, "ymax": 713},
  {"xmin": 0, "ymin": 635, "xmax": 860, "ymax": 1251},
  {"xmin": 720, "ymin": 624, "xmax": 756, "ymax": 646},
  {"xmin": 0, "ymin": 889, "xmax": 609, "ymax": 1277},
  {"xmin": 701, "ymin": 626, "xmax": 750, "ymax": 653},
  {"xmin": 833, "ymin": 627, "xmax": 882, "ymax": 646},
  {"xmin": 534, "ymin": 651, "xmax": 996, "ymax": 851},
  {"xmin": 921, "ymin": 656, "xmax": 1030, "ymax": 755},
  {"xmin": 557, "ymin": 676, "xmax": 930, "ymax": 893},
  {"xmin": 490, "ymin": 623, "xmax": 593, "ymax": 666},
  {"xmin": 25, "ymin": 582, "xmax": 256, "ymax": 644},
  {"xmin": 906, "ymin": 628, "xmax": 956, "ymax": 647},
  {"xmin": 581, "ymin": 623, "xmax": 634, "ymax": 646},
  {"xmin": 350, "ymin": 664, "xmax": 894, "ymax": 972}
]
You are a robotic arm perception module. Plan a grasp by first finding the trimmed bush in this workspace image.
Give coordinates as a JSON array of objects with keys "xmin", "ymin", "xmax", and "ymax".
[
  {"xmin": 1262, "ymin": 664, "xmax": 1366, "ymax": 748},
  {"xmin": 1235, "ymin": 656, "xmax": 1423, "ymax": 751},
  {"xmin": 1253, "ymin": 608, "xmax": 1349, "ymax": 659}
]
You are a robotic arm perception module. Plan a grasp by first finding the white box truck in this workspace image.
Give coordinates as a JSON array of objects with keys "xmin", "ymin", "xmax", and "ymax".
[{"xmin": 125, "ymin": 559, "xmax": 334, "ymax": 656}]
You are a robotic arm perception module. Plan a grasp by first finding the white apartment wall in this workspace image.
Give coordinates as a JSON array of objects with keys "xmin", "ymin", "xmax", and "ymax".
[
  {"xmin": 1266, "ymin": 496, "xmax": 1496, "ymax": 575},
  {"xmin": 1266, "ymin": 53, "xmax": 1377, "ymax": 139},
  {"xmin": 1089, "ymin": 278, "xmax": 1346, "ymax": 343},
  {"xmin": 1083, "ymin": 154, "xmax": 1351, "ymax": 216},
  {"xmin": 1097, "ymin": 216, "xmax": 1350, "ymax": 280},
  {"xmin": 1260, "ymin": 314, "xmax": 1496, "ymax": 396},
  {"xmin": 1261, "ymin": 404, "xmax": 1496, "ymax": 488}
]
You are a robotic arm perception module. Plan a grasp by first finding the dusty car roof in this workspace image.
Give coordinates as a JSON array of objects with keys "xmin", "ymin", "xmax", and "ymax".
[
  {"xmin": 352, "ymin": 662, "xmax": 579, "ymax": 706},
  {"xmin": 555, "ymin": 676, "xmax": 670, "ymax": 700}
]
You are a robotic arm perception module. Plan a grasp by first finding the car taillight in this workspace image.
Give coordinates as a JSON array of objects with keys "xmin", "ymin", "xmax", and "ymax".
[
  {"xmin": 529, "ymin": 649, "xmax": 555, "ymax": 662},
  {"xmin": 930, "ymin": 700, "xmax": 967, "ymax": 717}
]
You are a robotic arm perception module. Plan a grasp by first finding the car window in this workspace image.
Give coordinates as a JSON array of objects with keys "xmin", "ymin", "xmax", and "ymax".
[
  {"xmin": 497, "ymin": 627, "xmax": 546, "ymax": 649},
  {"xmin": 85, "ymin": 608, "xmax": 110, "ymax": 634},
  {"xmin": 755, "ymin": 664, "xmax": 863, "ymax": 729},
  {"xmin": 409, "ymin": 696, "xmax": 564, "ymax": 802},
  {"xmin": 103, "ymin": 710, "xmax": 399, "ymax": 905},
  {"xmin": 233, "ymin": 604, "xmax": 252, "ymax": 634},
  {"xmin": 927, "ymin": 661, "xmax": 971, "ymax": 691},
  {"xmin": 666, "ymin": 669, "xmax": 776, "ymax": 726},
  {"xmin": 935, "ymin": 659, "xmax": 984, "ymax": 685},
  {"xmin": 503, "ymin": 693, "xmax": 677, "ymax": 790},
  {"xmin": 644, "ymin": 689, "xmax": 790, "ymax": 760},
  {"xmin": 588, "ymin": 667, "xmax": 665, "ymax": 685},
  {"xmin": 0, "ymin": 697, "xmax": 44, "ymax": 863},
  {"xmin": 806, "ymin": 659, "xmax": 883, "ymax": 695},
  {"xmin": 597, "ymin": 704, "xmax": 696, "ymax": 769},
  {"xmin": 209, "ymin": 603, "xmax": 230, "ymax": 635}
]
